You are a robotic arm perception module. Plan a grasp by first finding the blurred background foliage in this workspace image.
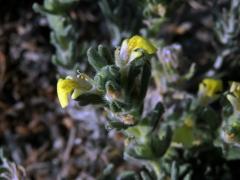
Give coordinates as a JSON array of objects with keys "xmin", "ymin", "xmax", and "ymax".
[{"xmin": 1, "ymin": 0, "xmax": 240, "ymax": 179}]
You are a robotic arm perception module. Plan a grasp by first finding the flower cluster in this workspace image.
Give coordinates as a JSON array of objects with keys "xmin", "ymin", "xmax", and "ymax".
[
  {"xmin": 57, "ymin": 35, "xmax": 157, "ymax": 111},
  {"xmin": 55, "ymin": 35, "xmax": 240, "ymax": 178}
]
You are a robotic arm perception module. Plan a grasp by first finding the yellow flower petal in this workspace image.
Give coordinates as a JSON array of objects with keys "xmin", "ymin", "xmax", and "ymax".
[
  {"xmin": 71, "ymin": 89, "xmax": 82, "ymax": 99},
  {"xmin": 57, "ymin": 74, "xmax": 93, "ymax": 108},
  {"xmin": 57, "ymin": 79, "xmax": 79, "ymax": 108},
  {"xmin": 129, "ymin": 50, "xmax": 143, "ymax": 62},
  {"xmin": 199, "ymin": 78, "xmax": 223, "ymax": 97},
  {"xmin": 127, "ymin": 35, "xmax": 157, "ymax": 54}
]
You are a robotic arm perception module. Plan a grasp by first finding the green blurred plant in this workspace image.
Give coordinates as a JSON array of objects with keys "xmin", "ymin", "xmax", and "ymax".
[
  {"xmin": 210, "ymin": 0, "xmax": 240, "ymax": 74},
  {"xmin": 98, "ymin": 0, "xmax": 169, "ymax": 44},
  {"xmin": 142, "ymin": 0, "xmax": 168, "ymax": 36},
  {"xmin": 152, "ymin": 43, "xmax": 195, "ymax": 95},
  {"xmin": 98, "ymin": 0, "xmax": 144, "ymax": 45},
  {"xmin": 55, "ymin": 31, "xmax": 240, "ymax": 179},
  {"xmin": 32, "ymin": 0, "xmax": 240, "ymax": 179},
  {"xmin": 57, "ymin": 35, "xmax": 174, "ymax": 179},
  {"xmin": 33, "ymin": 0, "xmax": 79, "ymax": 71}
]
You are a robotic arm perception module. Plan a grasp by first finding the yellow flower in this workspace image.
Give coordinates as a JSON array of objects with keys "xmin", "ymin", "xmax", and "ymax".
[
  {"xmin": 57, "ymin": 74, "xmax": 92, "ymax": 108},
  {"xmin": 227, "ymin": 81, "xmax": 240, "ymax": 112},
  {"xmin": 119, "ymin": 35, "xmax": 157, "ymax": 63},
  {"xmin": 127, "ymin": 35, "xmax": 157, "ymax": 54},
  {"xmin": 198, "ymin": 78, "xmax": 223, "ymax": 97}
]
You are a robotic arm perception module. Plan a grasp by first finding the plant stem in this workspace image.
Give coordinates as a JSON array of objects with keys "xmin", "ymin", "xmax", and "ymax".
[{"xmin": 149, "ymin": 160, "xmax": 161, "ymax": 179}]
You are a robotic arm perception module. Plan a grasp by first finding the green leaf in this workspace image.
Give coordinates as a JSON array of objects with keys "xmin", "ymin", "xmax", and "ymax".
[
  {"xmin": 87, "ymin": 47, "xmax": 108, "ymax": 72},
  {"xmin": 196, "ymin": 106, "xmax": 221, "ymax": 131},
  {"xmin": 76, "ymin": 93, "xmax": 104, "ymax": 105},
  {"xmin": 95, "ymin": 66, "xmax": 120, "ymax": 91},
  {"xmin": 173, "ymin": 125, "xmax": 195, "ymax": 148},
  {"xmin": 118, "ymin": 171, "xmax": 137, "ymax": 180},
  {"xmin": 139, "ymin": 60, "xmax": 151, "ymax": 100},
  {"xmin": 109, "ymin": 101, "xmax": 122, "ymax": 112},
  {"xmin": 171, "ymin": 161, "xmax": 179, "ymax": 180},
  {"xmin": 226, "ymin": 145, "xmax": 240, "ymax": 160},
  {"xmin": 149, "ymin": 102, "xmax": 164, "ymax": 129},
  {"xmin": 107, "ymin": 121, "xmax": 129, "ymax": 130},
  {"xmin": 98, "ymin": 45, "xmax": 114, "ymax": 65},
  {"xmin": 33, "ymin": 1, "xmax": 75, "ymax": 15},
  {"xmin": 126, "ymin": 143, "xmax": 154, "ymax": 160},
  {"xmin": 0, "ymin": 167, "xmax": 9, "ymax": 174},
  {"xmin": 125, "ymin": 61, "xmax": 141, "ymax": 100},
  {"xmin": 150, "ymin": 126, "xmax": 172, "ymax": 158},
  {"xmin": 140, "ymin": 170, "xmax": 153, "ymax": 180},
  {"xmin": 134, "ymin": 144, "xmax": 154, "ymax": 159}
]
